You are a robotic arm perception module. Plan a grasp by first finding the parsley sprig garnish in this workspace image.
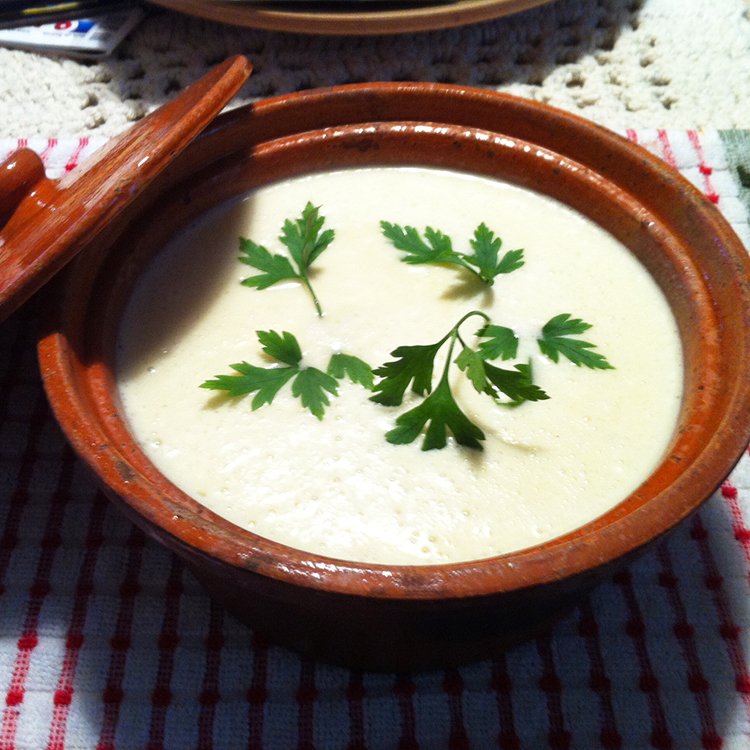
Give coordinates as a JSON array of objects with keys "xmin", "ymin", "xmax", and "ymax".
[
  {"xmin": 239, "ymin": 203, "xmax": 334, "ymax": 316},
  {"xmin": 208, "ymin": 214, "xmax": 613, "ymax": 451},
  {"xmin": 380, "ymin": 221, "xmax": 524, "ymax": 286},
  {"xmin": 371, "ymin": 311, "xmax": 549, "ymax": 451},
  {"xmin": 200, "ymin": 330, "xmax": 373, "ymax": 420}
]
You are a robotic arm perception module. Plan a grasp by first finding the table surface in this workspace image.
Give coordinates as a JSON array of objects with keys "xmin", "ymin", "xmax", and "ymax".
[{"xmin": 4, "ymin": 1, "xmax": 750, "ymax": 749}]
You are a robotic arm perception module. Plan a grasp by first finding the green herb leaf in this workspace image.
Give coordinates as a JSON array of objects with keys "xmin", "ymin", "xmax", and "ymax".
[
  {"xmin": 466, "ymin": 222, "xmax": 501, "ymax": 277},
  {"xmin": 455, "ymin": 346, "xmax": 488, "ymax": 393},
  {"xmin": 380, "ymin": 221, "xmax": 468, "ymax": 269},
  {"xmin": 369, "ymin": 339, "xmax": 447, "ymax": 406},
  {"xmin": 476, "ymin": 324, "xmax": 519, "ymax": 361},
  {"xmin": 327, "ymin": 353, "xmax": 375, "ymax": 390},
  {"xmin": 456, "ymin": 344, "xmax": 549, "ymax": 407},
  {"xmin": 385, "ymin": 376, "xmax": 485, "ymax": 451},
  {"xmin": 466, "ymin": 223, "xmax": 525, "ymax": 284},
  {"xmin": 239, "ymin": 203, "xmax": 334, "ymax": 316},
  {"xmin": 257, "ymin": 329, "xmax": 302, "ymax": 366},
  {"xmin": 494, "ymin": 248, "xmax": 526, "ymax": 275},
  {"xmin": 538, "ymin": 314, "xmax": 614, "ymax": 369},
  {"xmin": 484, "ymin": 361, "xmax": 549, "ymax": 405},
  {"xmin": 239, "ymin": 240, "xmax": 298, "ymax": 290},
  {"xmin": 291, "ymin": 367, "xmax": 339, "ymax": 420},
  {"xmin": 381, "ymin": 221, "xmax": 523, "ymax": 287},
  {"xmin": 280, "ymin": 202, "xmax": 335, "ymax": 268},
  {"xmin": 200, "ymin": 361, "xmax": 297, "ymax": 410}
]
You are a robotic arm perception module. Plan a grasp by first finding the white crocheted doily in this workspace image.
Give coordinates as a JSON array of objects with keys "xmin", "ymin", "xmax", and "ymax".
[{"xmin": 1, "ymin": 0, "xmax": 749, "ymax": 137}]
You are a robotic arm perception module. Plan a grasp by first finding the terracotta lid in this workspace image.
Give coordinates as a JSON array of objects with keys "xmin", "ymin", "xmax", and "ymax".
[{"xmin": 0, "ymin": 55, "xmax": 252, "ymax": 325}]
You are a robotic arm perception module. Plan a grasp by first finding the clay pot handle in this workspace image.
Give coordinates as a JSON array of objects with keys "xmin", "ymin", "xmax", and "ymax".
[
  {"xmin": 0, "ymin": 54, "xmax": 251, "ymax": 325},
  {"xmin": 0, "ymin": 148, "xmax": 46, "ymax": 230}
]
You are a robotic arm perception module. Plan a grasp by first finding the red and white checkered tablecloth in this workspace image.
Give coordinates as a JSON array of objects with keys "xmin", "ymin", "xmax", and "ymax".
[{"xmin": 2, "ymin": 129, "xmax": 750, "ymax": 750}]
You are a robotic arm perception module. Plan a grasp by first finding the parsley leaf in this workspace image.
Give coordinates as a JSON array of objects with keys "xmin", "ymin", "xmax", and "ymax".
[
  {"xmin": 385, "ymin": 376, "xmax": 485, "ymax": 451},
  {"xmin": 327, "ymin": 353, "xmax": 375, "ymax": 390},
  {"xmin": 456, "ymin": 347, "xmax": 549, "ymax": 406},
  {"xmin": 291, "ymin": 367, "xmax": 339, "ymax": 420},
  {"xmin": 455, "ymin": 346, "xmax": 488, "ymax": 393},
  {"xmin": 257, "ymin": 329, "xmax": 302, "ymax": 366},
  {"xmin": 369, "ymin": 339, "xmax": 448, "ymax": 407},
  {"xmin": 201, "ymin": 330, "xmax": 372, "ymax": 420},
  {"xmin": 380, "ymin": 222, "xmax": 470, "ymax": 271},
  {"xmin": 381, "ymin": 221, "xmax": 524, "ymax": 287},
  {"xmin": 483, "ymin": 361, "xmax": 549, "ymax": 405},
  {"xmin": 467, "ymin": 223, "xmax": 525, "ymax": 284},
  {"xmin": 281, "ymin": 202, "xmax": 335, "ymax": 268},
  {"xmin": 476, "ymin": 324, "xmax": 519, "ymax": 361},
  {"xmin": 201, "ymin": 362, "xmax": 297, "ymax": 409},
  {"xmin": 238, "ymin": 241, "xmax": 298, "ymax": 290},
  {"xmin": 239, "ymin": 203, "xmax": 334, "ymax": 316},
  {"xmin": 537, "ymin": 314, "xmax": 614, "ymax": 369}
]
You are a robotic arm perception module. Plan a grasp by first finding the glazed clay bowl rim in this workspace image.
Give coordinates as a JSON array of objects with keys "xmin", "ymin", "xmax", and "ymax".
[{"xmin": 38, "ymin": 83, "xmax": 750, "ymax": 603}]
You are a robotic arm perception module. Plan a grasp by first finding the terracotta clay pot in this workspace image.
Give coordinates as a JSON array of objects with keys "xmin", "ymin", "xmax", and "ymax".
[{"xmin": 37, "ymin": 83, "xmax": 750, "ymax": 671}]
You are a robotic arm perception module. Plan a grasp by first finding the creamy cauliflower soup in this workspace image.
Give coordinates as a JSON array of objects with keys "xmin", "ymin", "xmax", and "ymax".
[{"xmin": 116, "ymin": 167, "xmax": 683, "ymax": 565}]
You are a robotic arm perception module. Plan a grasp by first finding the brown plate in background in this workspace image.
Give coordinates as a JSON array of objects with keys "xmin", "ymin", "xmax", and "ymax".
[{"xmin": 145, "ymin": 0, "xmax": 555, "ymax": 35}]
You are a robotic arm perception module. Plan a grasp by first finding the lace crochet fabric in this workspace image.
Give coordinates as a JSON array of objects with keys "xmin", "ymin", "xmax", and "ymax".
[{"xmin": 0, "ymin": 0, "xmax": 750, "ymax": 137}]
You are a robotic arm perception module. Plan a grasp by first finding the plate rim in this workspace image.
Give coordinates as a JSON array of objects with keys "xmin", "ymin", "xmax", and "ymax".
[{"xmin": 146, "ymin": 0, "xmax": 555, "ymax": 34}]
